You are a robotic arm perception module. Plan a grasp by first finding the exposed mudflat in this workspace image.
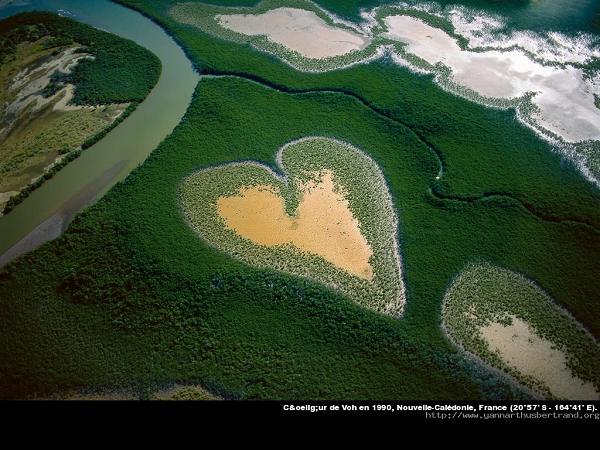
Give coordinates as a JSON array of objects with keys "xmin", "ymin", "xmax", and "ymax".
[
  {"xmin": 383, "ymin": 15, "xmax": 600, "ymax": 143},
  {"xmin": 217, "ymin": 170, "xmax": 373, "ymax": 280},
  {"xmin": 481, "ymin": 315, "xmax": 599, "ymax": 400},
  {"xmin": 216, "ymin": 7, "xmax": 369, "ymax": 59}
]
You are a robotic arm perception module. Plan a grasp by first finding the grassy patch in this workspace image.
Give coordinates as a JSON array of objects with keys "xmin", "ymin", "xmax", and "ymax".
[
  {"xmin": 443, "ymin": 263, "xmax": 600, "ymax": 399},
  {"xmin": 0, "ymin": 77, "xmax": 528, "ymax": 400},
  {"xmin": 180, "ymin": 137, "xmax": 405, "ymax": 316},
  {"xmin": 0, "ymin": 12, "xmax": 160, "ymax": 213},
  {"xmin": 0, "ymin": 105, "xmax": 125, "ymax": 193}
]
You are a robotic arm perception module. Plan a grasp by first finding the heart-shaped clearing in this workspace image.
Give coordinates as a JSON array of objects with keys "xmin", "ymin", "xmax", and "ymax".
[
  {"xmin": 216, "ymin": 171, "xmax": 373, "ymax": 280},
  {"xmin": 180, "ymin": 137, "xmax": 405, "ymax": 316}
]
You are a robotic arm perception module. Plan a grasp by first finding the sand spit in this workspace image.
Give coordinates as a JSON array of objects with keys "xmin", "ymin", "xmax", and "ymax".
[
  {"xmin": 481, "ymin": 315, "xmax": 599, "ymax": 400},
  {"xmin": 217, "ymin": 171, "xmax": 373, "ymax": 280},
  {"xmin": 1, "ymin": 45, "xmax": 97, "ymax": 142},
  {"xmin": 216, "ymin": 7, "xmax": 370, "ymax": 59},
  {"xmin": 383, "ymin": 15, "xmax": 600, "ymax": 143}
]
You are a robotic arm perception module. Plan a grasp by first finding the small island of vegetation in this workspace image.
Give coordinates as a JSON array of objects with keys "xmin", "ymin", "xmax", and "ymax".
[{"xmin": 0, "ymin": 12, "xmax": 161, "ymax": 215}]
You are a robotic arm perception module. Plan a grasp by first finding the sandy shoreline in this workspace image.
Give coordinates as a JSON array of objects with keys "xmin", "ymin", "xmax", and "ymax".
[
  {"xmin": 0, "ymin": 160, "xmax": 126, "ymax": 268},
  {"xmin": 383, "ymin": 14, "xmax": 600, "ymax": 143}
]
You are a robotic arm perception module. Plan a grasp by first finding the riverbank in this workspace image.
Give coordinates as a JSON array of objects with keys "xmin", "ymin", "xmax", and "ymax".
[
  {"xmin": 0, "ymin": 11, "xmax": 161, "ymax": 216},
  {"xmin": 0, "ymin": 0, "xmax": 199, "ymax": 263}
]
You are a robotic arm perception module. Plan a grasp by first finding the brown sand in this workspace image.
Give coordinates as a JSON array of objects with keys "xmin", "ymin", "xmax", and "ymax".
[
  {"xmin": 217, "ymin": 170, "xmax": 373, "ymax": 280},
  {"xmin": 481, "ymin": 315, "xmax": 599, "ymax": 400}
]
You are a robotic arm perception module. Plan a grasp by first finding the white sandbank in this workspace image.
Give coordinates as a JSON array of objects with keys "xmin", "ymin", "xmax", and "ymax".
[
  {"xmin": 216, "ymin": 7, "xmax": 370, "ymax": 59},
  {"xmin": 383, "ymin": 15, "xmax": 600, "ymax": 143}
]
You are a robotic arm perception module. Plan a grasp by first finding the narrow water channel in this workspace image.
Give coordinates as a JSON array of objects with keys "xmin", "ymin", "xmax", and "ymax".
[{"xmin": 0, "ymin": 0, "xmax": 200, "ymax": 265}]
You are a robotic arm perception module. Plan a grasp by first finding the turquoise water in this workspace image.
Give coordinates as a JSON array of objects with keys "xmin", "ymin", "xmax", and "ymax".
[
  {"xmin": 315, "ymin": 0, "xmax": 600, "ymax": 33},
  {"xmin": 0, "ymin": 0, "xmax": 200, "ymax": 259},
  {"xmin": 435, "ymin": 0, "xmax": 600, "ymax": 33}
]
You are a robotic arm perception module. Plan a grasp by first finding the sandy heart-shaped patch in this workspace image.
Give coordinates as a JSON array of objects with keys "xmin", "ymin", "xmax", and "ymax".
[{"xmin": 180, "ymin": 137, "xmax": 405, "ymax": 316}]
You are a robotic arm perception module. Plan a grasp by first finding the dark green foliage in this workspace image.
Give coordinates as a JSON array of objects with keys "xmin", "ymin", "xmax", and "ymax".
[
  {"xmin": 0, "ymin": 22, "xmax": 48, "ymax": 64},
  {"xmin": 117, "ymin": 0, "xmax": 600, "ymax": 227},
  {"xmin": 40, "ymin": 71, "xmax": 70, "ymax": 98},
  {"xmin": 113, "ymin": 0, "xmax": 600, "ymax": 328},
  {"xmin": 0, "ymin": 12, "xmax": 161, "ymax": 105},
  {"xmin": 0, "ymin": 1, "xmax": 598, "ymax": 399},
  {"xmin": 0, "ymin": 77, "xmax": 533, "ymax": 400}
]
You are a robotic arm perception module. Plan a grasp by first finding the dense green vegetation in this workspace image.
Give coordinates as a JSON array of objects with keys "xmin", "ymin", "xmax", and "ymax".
[
  {"xmin": 117, "ymin": 0, "xmax": 600, "ymax": 326},
  {"xmin": 1, "ymin": 76, "xmax": 529, "ymax": 400},
  {"xmin": 118, "ymin": 0, "xmax": 600, "ymax": 228},
  {"xmin": 443, "ymin": 263, "xmax": 600, "ymax": 398},
  {"xmin": 180, "ymin": 137, "xmax": 404, "ymax": 316},
  {"xmin": 0, "ymin": 1, "xmax": 598, "ymax": 399},
  {"xmin": 0, "ymin": 12, "xmax": 161, "ymax": 105},
  {"xmin": 0, "ymin": 12, "xmax": 161, "ymax": 214}
]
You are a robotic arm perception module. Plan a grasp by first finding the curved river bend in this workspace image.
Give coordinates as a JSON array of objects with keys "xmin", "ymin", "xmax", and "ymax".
[{"xmin": 0, "ymin": 0, "xmax": 199, "ymax": 266}]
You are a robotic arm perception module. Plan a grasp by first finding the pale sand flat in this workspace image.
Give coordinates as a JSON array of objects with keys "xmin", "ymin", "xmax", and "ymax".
[
  {"xmin": 216, "ymin": 7, "xmax": 370, "ymax": 59},
  {"xmin": 383, "ymin": 15, "xmax": 600, "ymax": 143},
  {"xmin": 217, "ymin": 170, "xmax": 373, "ymax": 280},
  {"xmin": 481, "ymin": 315, "xmax": 599, "ymax": 400}
]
